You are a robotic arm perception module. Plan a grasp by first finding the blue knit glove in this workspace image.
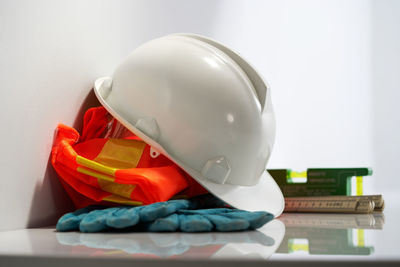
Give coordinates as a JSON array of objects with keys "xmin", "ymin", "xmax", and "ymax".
[
  {"xmin": 57, "ymin": 199, "xmax": 192, "ymax": 232},
  {"xmin": 56, "ymin": 196, "xmax": 274, "ymax": 233},
  {"xmin": 147, "ymin": 208, "xmax": 272, "ymax": 232}
]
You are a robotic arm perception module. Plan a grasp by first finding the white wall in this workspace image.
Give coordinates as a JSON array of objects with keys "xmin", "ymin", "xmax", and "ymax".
[
  {"xmin": 371, "ymin": 0, "xmax": 400, "ymax": 196},
  {"xmin": 212, "ymin": 0, "xmax": 374, "ymax": 169},
  {"xmin": 210, "ymin": 0, "xmax": 375, "ymax": 193},
  {"xmin": 0, "ymin": 0, "xmax": 136, "ymax": 231},
  {"xmin": 0, "ymin": 0, "xmax": 222, "ymax": 231},
  {"xmin": 0, "ymin": 0, "xmax": 397, "ymax": 231}
]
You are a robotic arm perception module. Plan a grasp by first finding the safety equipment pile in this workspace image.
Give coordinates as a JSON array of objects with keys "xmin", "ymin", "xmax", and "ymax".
[
  {"xmin": 52, "ymin": 33, "xmax": 284, "ymax": 233},
  {"xmin": 56, "ymin": 195, "xmax": 274, "ymax": 233},
  {"xmin": 51, "ymin": 106, "xmax": 208, "ymax": 209},
  {"xmin": 93, "ymin": 34, "xmax": 284, "ymax": 215}
]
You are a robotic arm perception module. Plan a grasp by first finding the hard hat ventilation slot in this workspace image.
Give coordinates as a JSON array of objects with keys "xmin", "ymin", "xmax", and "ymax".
[
  {"xmin": 201, "ymin": 156, "xmax": 231, "ymax": 184},
  {"xmin": 135, "ymin": 117, "xmax": 160, "ymax": 141},
  {"xmin": 94, "ymin": 77, "xmax": 113, "ymax": 100}
]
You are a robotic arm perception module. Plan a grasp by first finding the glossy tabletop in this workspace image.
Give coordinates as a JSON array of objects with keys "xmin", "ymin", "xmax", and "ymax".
[{"xmin": 0, "ymin": 195, "xmax": 398, "ymax": 267}]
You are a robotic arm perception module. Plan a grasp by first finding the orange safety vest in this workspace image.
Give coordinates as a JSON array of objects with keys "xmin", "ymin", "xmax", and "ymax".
[{"xmin": 51, "ymin": 107, "xmax": 208, "ymax": 209}]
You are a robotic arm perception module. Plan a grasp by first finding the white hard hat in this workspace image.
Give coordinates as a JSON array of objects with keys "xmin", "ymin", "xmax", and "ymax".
[{"xmin": 94, "ymin": 33, "xmax": 284, "ymax": 216}]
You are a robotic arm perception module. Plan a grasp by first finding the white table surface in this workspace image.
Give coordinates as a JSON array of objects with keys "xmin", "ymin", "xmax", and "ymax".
[{"xmin": 0, "ymin": 195, "xmax": 398, "ymax": 267}]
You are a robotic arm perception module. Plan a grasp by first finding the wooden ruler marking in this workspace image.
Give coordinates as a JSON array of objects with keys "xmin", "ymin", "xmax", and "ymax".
[{"xmin": 283, "ymin": 195, "xmax": 383, "ymax": 213}]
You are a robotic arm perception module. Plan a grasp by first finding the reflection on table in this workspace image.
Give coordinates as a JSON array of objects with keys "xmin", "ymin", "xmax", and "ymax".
[
  {"xmin": 277, "ymin": 213, "xmax": 384, "ymax": 256},
  {"xmin": 55, "ymin": 219, "xmax": 285, "ymax": 259}
]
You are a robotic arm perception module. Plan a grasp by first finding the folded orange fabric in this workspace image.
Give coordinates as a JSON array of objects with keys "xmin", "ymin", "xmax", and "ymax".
[{"xmin": 51, "ymin": 107, "xmax": 207, "ymax": 209}]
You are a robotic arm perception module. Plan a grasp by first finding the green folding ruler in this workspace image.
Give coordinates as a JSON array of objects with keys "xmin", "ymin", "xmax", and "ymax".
[{"xmin": 267, "ymin": 168, "xmax": 373, "ymax": 197}]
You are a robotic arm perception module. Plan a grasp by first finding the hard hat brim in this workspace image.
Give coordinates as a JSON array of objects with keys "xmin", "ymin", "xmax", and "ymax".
[
  {"xmin": 94, "ymin": 77, "xmax": 284, "ymax": 217},
  {"xmin": 188, "ymin": 169, "xmax": 285, "ymax": 216}
]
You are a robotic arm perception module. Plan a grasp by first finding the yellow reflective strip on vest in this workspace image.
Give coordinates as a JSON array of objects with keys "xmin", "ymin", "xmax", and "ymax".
[
  {"xmin": 77, "ymin": 166, "xmax": 115, "ymax": 182},
  {"xmin": 98, "ymin": 179, "xmax": 136, "ymax": 199},
  {"xmin": 103, "ymin": 195, "xmax": 142, "ymax": 206},
  {"xmin": 76, "ymin": 155, "xmax": 117, "ymax": 176},
  {"xmin": 76, "ymin": 139, "xmax": 146, "ymax": 205},
  {"xmin": 94, "ymin": 139, "xmax": 146, "ymax": 169}
]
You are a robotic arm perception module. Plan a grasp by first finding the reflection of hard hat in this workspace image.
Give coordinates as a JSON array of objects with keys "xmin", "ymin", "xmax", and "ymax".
[{"xmin": 94, "ymin": 34, "xmax": 284, "ymax": 216}]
